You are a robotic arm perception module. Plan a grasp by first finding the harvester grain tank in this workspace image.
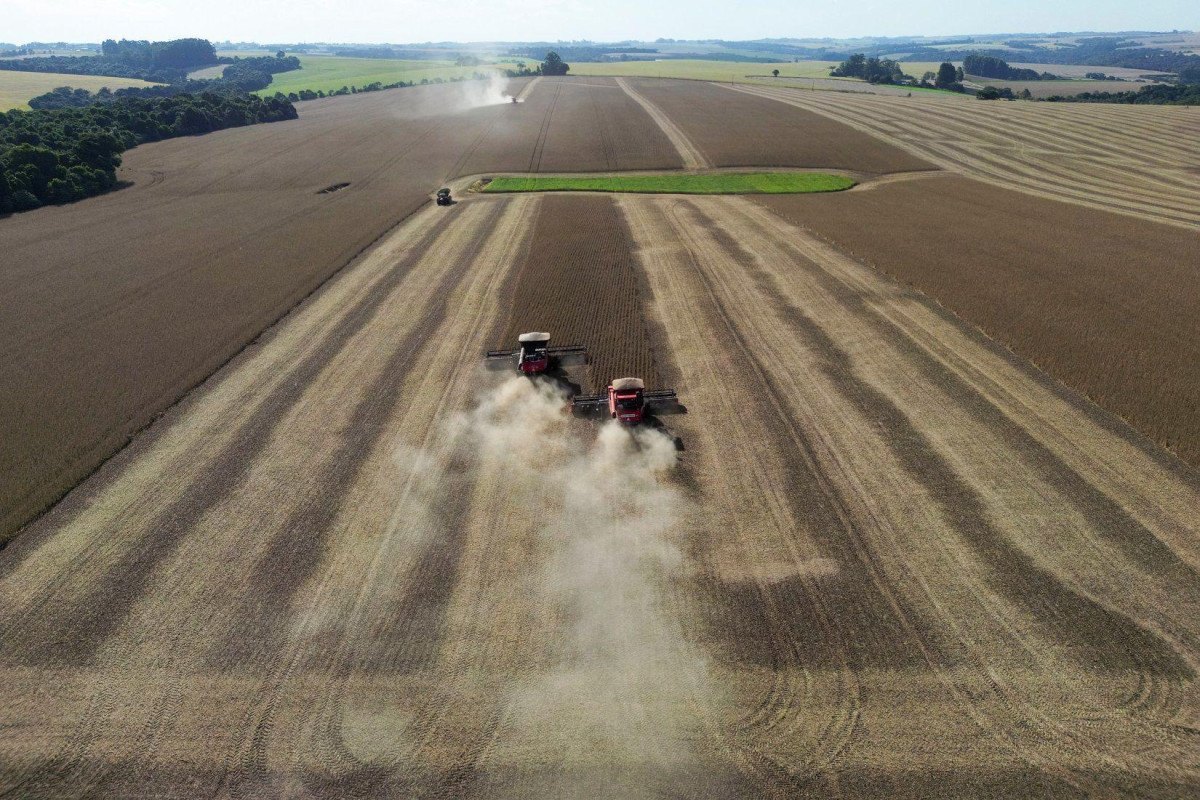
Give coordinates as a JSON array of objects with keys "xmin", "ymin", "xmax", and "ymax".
[
  {"xmin": 485, "ymin": 332, "xmax": 588, "ymax": 376},
  {"xmin": 572, "ymin": 377, "xmax": 681, "ymax": 425}
]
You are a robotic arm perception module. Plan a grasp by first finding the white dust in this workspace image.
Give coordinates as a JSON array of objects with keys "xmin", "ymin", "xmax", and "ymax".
[{"xmin": 452, "ymin": 376, "xmax": 709, "ymax": 796}]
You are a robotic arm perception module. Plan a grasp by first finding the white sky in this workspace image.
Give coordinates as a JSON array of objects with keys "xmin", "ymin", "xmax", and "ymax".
[{"xmin": 3, "ymin": 0, "xmax": 1196, "ymax": 45}]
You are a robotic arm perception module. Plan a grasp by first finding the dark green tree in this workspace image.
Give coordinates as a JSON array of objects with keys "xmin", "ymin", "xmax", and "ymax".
[
  {"xmin": 936, "ymin": 62, "xmax": 958, "ymax": 88},
  {"xmin": 540, "ymin": 51, "xmax": 569, "ymax": 76}
]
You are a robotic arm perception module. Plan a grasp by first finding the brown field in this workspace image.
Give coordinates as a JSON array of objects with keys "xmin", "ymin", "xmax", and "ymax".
[
  {"xmin": 0, "ymin": 77, "xmax": 681, "ymax": 542},
  {"xmin": 730, "ymin": 82, "xmax": 1200, "ymax": 229},
  {"xmin": 757, "ymin": 174, "xmax": 1200, "ymax": 464},
  {"xmin": 495, "ymin": 194, "xmax": 659, "ymax": 389},
  {"xmin": 623, "ymin": 78, "xmax": 934, "ymax": 173},
  {"xmin": 451, "ymin": 76, "xmax": 682, "ymax": 176},
  {"xmin": 2, "ymin": 75, "xmax": 1200, "ymax": 796}
]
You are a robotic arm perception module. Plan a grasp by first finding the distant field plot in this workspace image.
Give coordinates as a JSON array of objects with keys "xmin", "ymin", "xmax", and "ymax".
[
  {"xmin": 733, "ymin": 82, "xmax": 1200, "ymax": 229},
  {"xmin": 257, "ymin": 55, "xmax": 505, "ymax": 96},
  {"xmin": 485, "ymin": 171, "xmax": 855, "ymax": 194},
  {"xmin": 758, "ymin": 174, "xmax": 1200, "ymax": 464},
  {"xmin": 570, "ymin": 59, "xmax": 841, "ymax": 82},
  {"xmin": 627, "ymin": 78, "xmax": 932, "ymax": 173},
  {"xmin": 569, "ymin": 59, "xmax": 934, "ymax": 95},
  {"xmin": 964, "ymin": 78, "xmax": 1152, "ymax": 98},
  {"xmin": 0, "ymin": 71, "xmax": 158, "ymax": 110},
  {"xmin": 452, "ymin": 77, "xmax": 682, "ymax": 176}
]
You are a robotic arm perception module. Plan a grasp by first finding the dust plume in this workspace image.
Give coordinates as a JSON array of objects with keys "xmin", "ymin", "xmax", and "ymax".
[
  {"xmin": 445, "ymin": 70, "xmax": 517, "ymax": 112},
  {"xmin": 455, "ymin": 376, "xmax": 710, "ymax": 796}
]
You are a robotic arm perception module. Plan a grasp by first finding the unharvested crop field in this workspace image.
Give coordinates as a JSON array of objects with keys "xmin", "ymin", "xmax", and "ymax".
[
  {"xmin": 484, "ymin": 171, "xmax": 855, "ymax": 194},
  {"xmin": 730, "ymin": 82, "xmax": 1200, "ymax": 229},
  {"xmin": 495, "ymin": 194, "xmax": 658, "ymax": 388},
  {"xmin": 2, "ymin": 74, "xmax": 1199, "ymax": 797},
  {"xmin": 0, "ymin": 70, "xmax": 158, "ymax": 110},
  {"xmin": 624, "ymin": 78, "xmax": 935, "ymax": 173}
]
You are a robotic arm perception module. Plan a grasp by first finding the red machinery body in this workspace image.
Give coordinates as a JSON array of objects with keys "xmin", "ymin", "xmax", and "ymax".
[
  {"xmin": 573, "ymin": 377, "xmax": 680, "ymax": 425},
  {"xmin": 485, "ymin": 332, "xmax": 588, "ymax": 376}
]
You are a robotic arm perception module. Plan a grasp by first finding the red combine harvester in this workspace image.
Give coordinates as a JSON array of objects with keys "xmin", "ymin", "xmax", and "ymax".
[
  {"xmin": 484, "ymin": 332, "xmax": 588, "ymax": 376},
  {"xmin": 572, "ymin": 377, "xmax": 682, "ymax": 425}
]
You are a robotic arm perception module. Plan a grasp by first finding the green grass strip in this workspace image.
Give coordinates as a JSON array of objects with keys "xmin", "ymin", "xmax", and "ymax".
[{"xmin": 482, "ymin": 172, "xmax": 855, "ymax": 195}]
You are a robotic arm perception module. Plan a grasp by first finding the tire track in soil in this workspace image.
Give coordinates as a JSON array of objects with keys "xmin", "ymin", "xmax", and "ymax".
[
  {"xmin": 209, "ymin": 199, "xmax": 524, "ymax": 799},
  {"xmin": 0, "ymin": 207, "xmax": 462, "ymax": 669},
  {"xmin": 615, "ymin": 78, "xmax": 711, "ymax": 170},
  {"xmin": 623, "ymin": 193, "xmax": 1200, "ymax": 795},
  {"xmin": 0, "ymin": 202, "xmax": 507, "ymax": 799},
  {"xmin": 527, "ymin": 81, "xmax": 563, "ymax": 174},
  {"xmin": 728, "ymin": 84, "xmax": 1200, "ymax": 230}
]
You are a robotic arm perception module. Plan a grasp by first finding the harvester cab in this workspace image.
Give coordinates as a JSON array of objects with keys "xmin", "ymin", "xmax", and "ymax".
[
  {"xmin": 484, "ymin": 332, "xmax": 588, "ymax": 376},
  {"xmin": 436, "ymin": 188, "xmax": 453, "ymax": 206},
  {"xmin": 572, "ymin": 377, "xmax": 682, "ymax": 425}
]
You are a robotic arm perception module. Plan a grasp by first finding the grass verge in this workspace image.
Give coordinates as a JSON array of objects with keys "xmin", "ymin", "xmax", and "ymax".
[{"xmin": 483, "ymin": 172, "xmax": 856, "ymax": 195}]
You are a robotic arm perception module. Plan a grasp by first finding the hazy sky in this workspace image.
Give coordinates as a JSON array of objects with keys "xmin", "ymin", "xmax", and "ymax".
[{"xmin": 5, "ymin": 0, "xmax": 1197, "ymax": 44}]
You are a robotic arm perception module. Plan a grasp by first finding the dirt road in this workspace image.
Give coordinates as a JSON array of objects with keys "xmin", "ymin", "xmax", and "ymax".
[{"xmin": 2, "ymin": 182, "xmax": 1198, "ymax": 796}]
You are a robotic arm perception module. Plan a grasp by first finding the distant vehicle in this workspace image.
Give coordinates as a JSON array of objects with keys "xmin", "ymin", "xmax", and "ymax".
[
  {"xmin": 436, "ymin": 188, "xmax": 453, "ymax": 206},
  {"xmin": 511, "ymin": 96, "xmax": 519, "ymax": 104},
  {"xmin": 484, "ymin": 331, "xmax": 588, "ymax": 376},
  {"xmin": 572, "ymin": 377, "xmax": 682, "ymax": 425}
]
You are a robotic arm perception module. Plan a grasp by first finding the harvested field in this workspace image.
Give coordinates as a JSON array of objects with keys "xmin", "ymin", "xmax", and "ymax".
[
  {"xmin": 495, "ymin": 194, "xmax": 658, "ymax": 390},
  {"xmin": 2, "ymin": 186, "xmax": 1198, "ymax": 797},
  {"xmin": 484, "ymin": 171, "xmax": 855, "ymax": 194},
  {"xmin": 625, "ymin": 77, "xmax": 934, "ymax": 173},
  {"xmin": 732, "ymin": 82, "xmax": 1200, "ymax": 229},
  {"xmin": 4, "ymin": 73, "xmax": 1200, "ymax": 796},
  {"xmin": 0, "ymin": 77, "xmax": 681, "ymax": 542},
  {"xmin": 756, "ymin": 175, "xmax": 1200, "ymax": 465}
]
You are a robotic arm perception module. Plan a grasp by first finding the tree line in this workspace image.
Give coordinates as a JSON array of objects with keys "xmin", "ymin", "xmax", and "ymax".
[
  {"xmin": 0, "ymin": 40, "xmax": 301, "ymax": 91},
  {"xmin": 0, "ymin": 93, "xmax": 297, "ymax": 214},
  {"xmin": 504, "ymin": 51, "xmax": 570, "ymax": 77},
  {"xmin": 962, "ymin": 54, "xmax": 1058, "ymax": 81},
  {"xmin": 1043, "ymin": 82, "xmax": 1200, "ymax": 105}
]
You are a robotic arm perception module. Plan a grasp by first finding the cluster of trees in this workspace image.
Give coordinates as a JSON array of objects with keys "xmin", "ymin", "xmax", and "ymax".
[
  {"xmin": 0, "ymin": 54, "xmax": 189, "ymax": 84},
  {"xmin": 0, "ymin": 93, "xmax": 296, "ymax": 214},
  {"xmin": 976, "ymin": 86, "xmax": 1019, "ymax": 100},
  {"xmin": 830, "ymin": 54, "xmax": 905, "ymax": 84},
  {"xmin": 962, "ymin": 54, "xmax": 1057, "ymax": 81},
  {"xmin": 274, "ymin": 71, "xmax": 504, "ymax": 103},
  {"xmin": 895, "ymin": 37, "xmax": 1200, "ymax": 75},
  {"xmin": 0, "ymin": 40, "xmax": 300, "ymax": 91},
  {"xmin": 504, "ymin": 51, "xmax": 570, "ymax": 77},
  {"xmin": 220, "ymin": 54, "xmax": 302, "ymax": 92},
  {"xmin": 100, "ymin": 38, "xmax": 215, "ymax": 68},
  {"xmin": 1043, "ymin": 82, "xmax": 1200, "ymax": 105}
]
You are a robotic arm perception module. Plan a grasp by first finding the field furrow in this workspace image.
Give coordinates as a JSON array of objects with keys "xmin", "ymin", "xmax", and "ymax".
[{"xmin": 729, "ymin": 84, "xmax": 1200, "ymax": 229}]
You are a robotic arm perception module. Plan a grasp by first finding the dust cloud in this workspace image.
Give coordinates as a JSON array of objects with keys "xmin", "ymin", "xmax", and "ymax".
[
  {"xmin": 446, "ymin": 70, "xmax": 517, "ymax": 112},
  {"xmin": 453, "ymin": 376, "xmax": 710, "ymax": 795}
]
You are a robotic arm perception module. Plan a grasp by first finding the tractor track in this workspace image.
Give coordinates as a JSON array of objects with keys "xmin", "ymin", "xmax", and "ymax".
[{"xmin": 2, "ymin": 79, "xmax": 1200, "ymax": 798}]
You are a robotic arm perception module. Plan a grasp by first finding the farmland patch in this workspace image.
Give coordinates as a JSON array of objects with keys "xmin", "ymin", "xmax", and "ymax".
[{"xmin": 483, "ymin": 171, "xmax": 855, "ymax": 194}]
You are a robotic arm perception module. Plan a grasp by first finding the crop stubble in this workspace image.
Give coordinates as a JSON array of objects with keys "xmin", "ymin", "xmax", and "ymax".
[
  {"xmin": 622, "ymin": 193, "xmax": 1200, "ymax": 797},
  {"xmin": 757, "ymin": 175, "xmax": 1200, "ymax": 466},
  {"xmin": 731, "ymin": 82, "xmax": 1200, "ymax": 229},
  {"xmin": 2, "ymin": 75, "xmax": 1200, "ymax": 797},
  {"xmin": 0, "ymin": 77, "xmax": 683, "ymax": 542}
]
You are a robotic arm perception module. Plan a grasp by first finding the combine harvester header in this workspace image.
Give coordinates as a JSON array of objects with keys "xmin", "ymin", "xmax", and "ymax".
[
  {"xmin": 573, "ymin": 377, "xmax": 682, "ymax": 425},
  {"xmin": 484, "ymin": 331, "xmax": 588, "ymax": 376}
]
